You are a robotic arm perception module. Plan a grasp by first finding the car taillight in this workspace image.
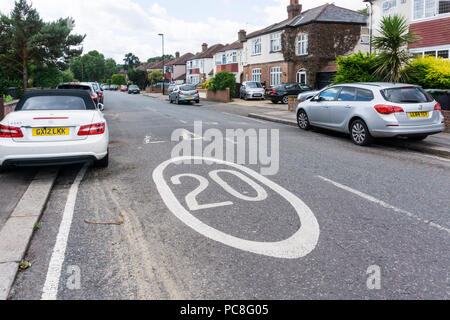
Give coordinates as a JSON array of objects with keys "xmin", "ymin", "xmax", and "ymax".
[
  {"xmin": 434, "ymin": 103, "xmax": 442, "ymax": 111},
  {"xmin": 271, "ymin": 90, "xmax": 277, "ymax": 94},
  {"xmin": 91, "ymin": 93, "xmax": 98, "ymax": 100},
  {"xmin": 0, "ymin": 124, "xmax": 23, "ymax": 138},
  {"xmin": 178, "ymin": 91, "xmax": 183, "ymax": 95},
  {"xmin": 78, "ymin": 122, "xmax": 105, "ymax": 136},
  {"xmin": 98, "ymin": 91, "xmax": 103, "ymax": 98},
  {"xmin": 195, "ymin": 90, "xmax": 199, "ymax": 94},
  {"xmin": 374, "ymin": 105, "xmax": 404, "ymax": 114}
]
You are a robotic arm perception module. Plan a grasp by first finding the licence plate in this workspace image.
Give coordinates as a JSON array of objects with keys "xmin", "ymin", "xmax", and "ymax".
[
  {"xmin": 32, "ymin": 127, "xmax": 69, "ymax": 136},
  {"xmin": 408, "ymin": 112, "xmax": 429, "ymax": 118},
  {"xmin": 187, "ymin": 96, "xmax": 194, "ymax": 99}
]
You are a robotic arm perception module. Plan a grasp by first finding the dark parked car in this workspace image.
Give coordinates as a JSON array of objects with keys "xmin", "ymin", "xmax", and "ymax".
[
  {"xmin": 265, "ymin": 83, "xmax": 313, "ymax": 104},
  {"xmin": 128, "ymin": 85, "xmax": 140, "ymax": 94},
  {"xmin": 56, "ymin": 82, "xmax": 101, "ymax": 107}
]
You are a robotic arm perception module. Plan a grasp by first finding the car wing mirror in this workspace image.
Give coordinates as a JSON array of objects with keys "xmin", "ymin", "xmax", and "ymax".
[{"xmin": 98, "ymin": 103, "xmax": 105, "ymax": 112}]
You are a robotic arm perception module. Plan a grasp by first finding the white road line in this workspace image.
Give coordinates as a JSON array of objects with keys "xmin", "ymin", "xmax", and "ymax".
[
  {"xmin": 179, "ymin": 120, "xmax": 187, "ymax": 124},
  {"xmin": 318, "ymin": 176, "xmax": 450, "ymax": 235},
  {"xmin": 149, "ymin": 141, "xmax": 167, "ymax": 144},
  {"xmin": 41, "ymin": 164, "xmax": 89, "ymax": 300}
]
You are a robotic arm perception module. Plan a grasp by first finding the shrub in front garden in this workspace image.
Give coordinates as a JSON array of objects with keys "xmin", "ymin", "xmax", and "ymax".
[
  {"xmin": 210, "ymin": 70, "xmax": 236, "ymax": 98},
  {"xmin": 334, "ymin": 52, "xmax": 381, "ymax": 84},
  {"xmin": 405, "ymin": 56, "xmax": 450, "ymax": 89}
]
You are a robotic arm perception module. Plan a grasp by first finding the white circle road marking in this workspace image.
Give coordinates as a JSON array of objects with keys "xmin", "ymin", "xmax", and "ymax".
[{"xmin": 152, "ymin": 157, "xmax": 320, "ymax": 259}]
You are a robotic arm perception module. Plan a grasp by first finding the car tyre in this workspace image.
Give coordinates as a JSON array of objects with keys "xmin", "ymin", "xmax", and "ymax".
[
  {"xmin": 195, "ymin": 100, "xmax": 200, "ymax": 104},
  {"xmin": 350, "ymin": 120, "xmax": 373, "ymax": 146},
  {"xmin": 282, "ymin": 96, "xmax": 289, "ymax": 104},
  {"xmin": 169, "ymin": 97, "xmax": 173, "ymax": 104},
  {"xmin": 94, "ymin": 151, "xmax": 109, "ymax": 168},
  {"xmin": 297, "ymin": 110, "xmax": 311, "ymax": 131}
]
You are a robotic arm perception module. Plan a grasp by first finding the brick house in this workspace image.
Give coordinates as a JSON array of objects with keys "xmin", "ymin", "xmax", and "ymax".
[
  {"xmin": 370, "ymin": 0, "xmax": 450, "ymax": 59},
  {"xmin": 241, "ymin": 1, "xmax": 369, "ymax": 89},
  {"xmin": 186, "ymin": 43, "xmax": 225, "ymax": 85},
  {"xmin": 213, "ymin": 34, "xmax": 244, "ymax": 82}
]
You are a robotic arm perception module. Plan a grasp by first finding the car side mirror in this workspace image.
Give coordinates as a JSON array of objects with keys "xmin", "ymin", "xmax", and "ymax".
[{"xmin": 98, "ymin": 103, "xmax": 105, "ymax": 112}]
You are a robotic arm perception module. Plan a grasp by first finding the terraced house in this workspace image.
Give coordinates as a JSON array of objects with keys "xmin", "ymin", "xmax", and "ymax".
[
  {"xmin": 186, "ymin": 43, "xmax": 225, "ymax": 85},
  {"xmin": 370, "ymin": 0, "xmax": 450, "ymax": 59},
  {"xmin": 241, "ymin": 0, "xmax": 369, "ymax": 89},
  {"xmin": 213, "ymin": 36, "xmax": 244, "ymax": 82}
]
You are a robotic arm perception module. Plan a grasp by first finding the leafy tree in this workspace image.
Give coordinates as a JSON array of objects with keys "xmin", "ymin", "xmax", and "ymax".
[
  {"xmin": 111, "ymin": 74, "xmax": 126, "ymax": 86},
  {"xmin": 123, "ymin": 53, "xmax": 140, "ymax": 70},
  {"xmin": 334, "ymin": 52, "xmax": 381, "ymax": 84},
  {"xmin": 148, "ymin": 70, "xmax": 163, "ymax": 87},
  {"xmin": 405, "ymin": 56, "xmax": 450, "ymax": 89},
  {"xmin": 104, "ymin": 58, "xmax": 118, "ymax": 81},
  {"xmin": 70, "ymin": 50, "xmax": 105, "ymax": 82},
  {"xmin": 0, "ymin": 0, "xmax": 85, "ymax": 90},
  {"xmin": 372, "ymin": 15, "xmax": 418, "ymax": 82},
  {"xmin": 210, "ymin": 70, "xmax": 236, "ymax": 98},
  {"xmin": 62, "ymin": 69, "xmax": 75, "ymax": 82},
  {"xmin": 32, "ymin": 66, "xmax": 62, "ymax": 88},
  {"xmin": 358, "ymin": 7, "xmax": 369, "ymax": 15},
  {"xmin": 128, "ymin": 69, "xmax": 149, "ymax": 89}
]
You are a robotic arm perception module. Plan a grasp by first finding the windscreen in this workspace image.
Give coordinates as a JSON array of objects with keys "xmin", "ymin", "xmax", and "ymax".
[
  {"xmin": 20, "ymin": 96, "xmax": 87, "ymax": 110},
  {"xmin": 58, "ymin": 84, "xmax": 91, "ymax": 92},
  {"xmin": 247, "ymin": 82, "xmax": 262, "ymax": 88},
  {"xmin": 382, "ymin": 87, "xmax": 433, "ymax": 103},
  {"xmin": 129, "ymin": 85, "xmax": 139, "ymax": 89}
]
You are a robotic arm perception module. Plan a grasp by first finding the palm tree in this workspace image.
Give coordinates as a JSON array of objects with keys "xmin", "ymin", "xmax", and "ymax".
[{"xmin": 372, "ymin": 15, "xmax": 418, "ymax": 83}]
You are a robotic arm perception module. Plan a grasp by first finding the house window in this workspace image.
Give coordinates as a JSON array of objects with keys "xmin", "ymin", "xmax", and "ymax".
[
  {"xmin": 270, "ymin": 67, "xmax": 282, "ymax": 86},
  {"xmin": 414, "ymin": 0, "xmax": 450, "ymax": 20},
  {"xmin": 252, "ymin": 68, "xmax": 262, "ymax": 82},
  {"xmin": 296, "ymin": 70, "xmax": 307, "ymax": 85},
  {"xmin": 252, "ymin": 38, "xmax": 262, "ymax": 55},
  {"xmin": 232, "ymin": 52, "xmax": 237, "ymax": 63},
  {"xmin": 410, "ymin": 47, "xmax": 449, "ymax": 59},
  {"xmin": 222, "ymin": 54, "xmax": 226, "ymax": 65},
  {"xmin": 382, "ymin": 0, "xmax": 397, "ymax": 16},
  {"xmin": 270, "ymin": 33, "xmax": 282, "ymax": 52},
  {"xmin": 297, "ymin": 33, "xmax": 308, "ymax": 56}
]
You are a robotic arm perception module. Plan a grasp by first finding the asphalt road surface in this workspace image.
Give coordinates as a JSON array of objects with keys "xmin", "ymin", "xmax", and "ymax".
[{"xmin": 10, "ymin": 91, "xmax": 450, "ymax": 300}]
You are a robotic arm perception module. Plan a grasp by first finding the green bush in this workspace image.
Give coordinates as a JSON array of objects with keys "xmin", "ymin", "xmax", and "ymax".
[
  {"xmin": 210, "ymin": 70, "xmax": 236, "ymax": 98},
  {"xmin": 334, "ymin": 52, "xmax": 381, "ymax": 84},
  {"xmin": 111, "ymin": 74, "xmax": 127, "ymax": 86},
  {"xmin": 405, "ymin": 56, "xmax": 450, "ymax": 89},
  {"xmin": 2, "ymin": 94, "xmax": 13, "ymax": 103},
  {"xmin": 62, "ymin": 70, "xmax": 75, "ymax": 83}
]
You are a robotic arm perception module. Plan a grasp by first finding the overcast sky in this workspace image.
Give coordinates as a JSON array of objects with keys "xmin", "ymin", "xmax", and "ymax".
[{"xmin": 0, "ymin": 0, "xmax": 367, "ymax": 64}]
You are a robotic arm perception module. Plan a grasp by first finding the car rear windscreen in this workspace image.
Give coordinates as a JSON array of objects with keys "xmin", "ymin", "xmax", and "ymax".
[
  {"xmin": 130, "ymin": 85, "xmax": 138, "ymax": 89},
  {"xmin": 180, "ymin": 85, "xmax": 196, "ymax": 91},
  {"xmin": 382, "ymin": 87, "xmax": 433, "ymax": 103},
  {"xmin": 58, "ymin": 85, "xmax": 91, "ymax": 91},
  {"xmin": 21, "ymin": 96, "xmax": 87, "ymax": 110}
]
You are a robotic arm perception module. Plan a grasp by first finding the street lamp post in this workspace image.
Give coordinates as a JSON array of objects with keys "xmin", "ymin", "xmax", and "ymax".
[
  {"xmin": 158, "ymin": 33, "xmax": 165, "ymax": 95},
  {"xmin": 363, "ymin": 0, "xmax": 374, "ymax": 55}
]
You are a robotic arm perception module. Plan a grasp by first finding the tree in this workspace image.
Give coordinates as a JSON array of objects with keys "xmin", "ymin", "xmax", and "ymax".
[
  {"xmin": 0, "ymin": 0, "xmax": 85, "ymax": 90},
  {"xmin": 146, "ymin": 55, "xmax": 173, "ymax": 64},
  {"xmin": 123, "ymin": 53, "xmax": 140, "ymax": 70},
  {"xmin": 33, "ymin": 66, "xmax": 62, "ymax": 88},
  {"xmin": 148, "ymin": 70, "xmax": 163, "ymax": 87},
  {"xmin": 70, "ymin": 50, "xmax": 106, "ymax": 82},
  {"xmin": 104, "ymin": 58, "xmax": 118, "ymax": 81},
  {"xmin": 128, "ymin": 69, "xmax": 149, "ymax": 89},
  {"xmin": 61, "ymin": 69, "xmax": 75, "ymax": 82},
  {"xmin": 111, "ymin": 74, "xmax": 126, "ymax": 86},
  {"xmin": 372, "ymin": 15, "xmax": 418, "ymax": 82}
]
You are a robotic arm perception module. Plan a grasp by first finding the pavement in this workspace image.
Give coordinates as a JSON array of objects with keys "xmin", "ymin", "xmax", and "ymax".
[{"xmin": 5, "ymin": 90, "xmax": 448, "ymax": 300}]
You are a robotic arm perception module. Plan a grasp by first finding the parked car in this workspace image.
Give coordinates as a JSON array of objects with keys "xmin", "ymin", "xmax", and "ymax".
[
  {"xmin": 240, "ymin": 81, "xmax": 266, "ymax": 100},
  {"xmin": 169, "ymin": 84, "xmax": 199, "ymax": 104},
  {"xmin": 0, "ymin": 90, "xmax": 109, "ymax": 171},
  {"xmin": 102, "ymin": 84, "xmax": 110, "ymax": 91},
  {"xmin": 109, "ymin": 84, "xmax": 118, "ymax": 91},
  {"xmin": 128, "ymin": 85, "xmax": 140, "ymax": 94},
  {"xmin": 265, "ymin": 83, "xmax": 313, "ymax": 104},
  {"xmin": 120, "ymin": 85, "xmax": 128, "ymax": 92},
  {"xmin": 56, "ymin": 82, "xmax": 100, "ymax": 107},
  {"xmin": 298, "ymin": 90, "xmax": 320, "ymax": 101},
  {"xmin": 296, "ymin": 83, "xmax": 445, "ymax": 146},
  {"xmin": 90, "ymin": 82, "xmax": 104, "ymax": 104}
]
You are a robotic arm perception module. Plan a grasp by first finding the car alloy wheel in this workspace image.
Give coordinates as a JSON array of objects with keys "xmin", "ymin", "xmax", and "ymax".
[
  {"xmin": 282, "ymin": 96, "xmax": 289, "ymax": 104},
  {"xmin": 351, "ymin": 120, "xmax": 373, "ymax": 146},
  {"xmin": 297, "ymin": 110, "xmax": 311, "ymax": 130}
]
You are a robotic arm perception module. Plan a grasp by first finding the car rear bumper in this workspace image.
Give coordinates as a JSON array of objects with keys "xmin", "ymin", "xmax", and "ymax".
[
  {"xmin": 264, "ymin": 95, "xmax": 281, "ymax": 101},
  {"xmin": 179, "ymin": 94, "xmax": 199, "ymax": 102},
  {"xmin": 370, "ymin": 123, "xmax": 446, "ymax": 138},
  {"xmin": 0, "ymin": 135, "xmax": 108, "ymax": 166}
]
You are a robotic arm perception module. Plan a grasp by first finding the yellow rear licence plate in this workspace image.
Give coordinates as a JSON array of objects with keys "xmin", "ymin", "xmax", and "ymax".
[
  {"xmin": 32, "ymin": 127, "xmax": 69, "ymax": 136},
  {"xmin": 408, "ymin": 112, "xmax": 429, "ymax": 118}
]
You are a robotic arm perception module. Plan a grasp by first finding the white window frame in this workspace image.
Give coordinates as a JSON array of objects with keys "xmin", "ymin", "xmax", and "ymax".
[
  {"xmin": 297, "ymin": 33, "xmax": 308, "ymax": 56},
  {"xmin": 270, "ymin": 67, "xmax": 282, "ymax": 86},
  {"xmin": 252, "ymin": 68, "xmax": 262, "ymax": 82},
  {"xmin": 296, "ymin": 69, "xmax": 307, "ymax": 85},
  {"xmin": 413, "ymin": 0, "xmax": 450, "ymax": 21},
  {"xmin": 410, "ymin": 45, "xmax": 450, "ymax": 59},
  {"xmin": 270, "ymin": 33, "xmax": 282, "ymax": 52},
  {"xmin": 252, "ymin": 38, "xmax": 262, "ymax": 55},
  {"xmin": 382, "ymin": 0, "xmax": 398, "ymax": 16},
  {"xmin": 232, "ymin": 51, "xmax": 237, "ymax": 63}
]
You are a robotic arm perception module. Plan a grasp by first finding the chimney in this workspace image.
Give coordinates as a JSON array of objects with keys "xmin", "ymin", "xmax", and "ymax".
[
  {"xmin": 202, "ymin": 43, "xmax": 208, "ymax": 52},
  {"xmin": 238, "ymin": 29, "xmax": 247, "ymax": 42},
  {"xmin": 175, "ymin": 51, "xmax": 180, "ymax": 59},
  {"xmin": 287, "ymin": 0, "xmax": 302, "ymax": 20}
]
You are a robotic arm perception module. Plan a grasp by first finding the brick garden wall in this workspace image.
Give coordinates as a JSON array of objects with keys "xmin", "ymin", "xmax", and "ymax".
[
  {"xmin": 443, "ymin": 110, "xmax": 450, "ymax": 133},
  {"xmin": 0, "ymin": 99, "xmax": 19, "ymax": 120},
  {"xmin": 197, "ymin": 88, "xmax": 231, "ymax": 103}
]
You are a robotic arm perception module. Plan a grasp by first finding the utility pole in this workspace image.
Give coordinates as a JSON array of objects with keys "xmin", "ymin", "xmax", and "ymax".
[
  {"xmin": 158, "ymin": 33, "xmax": 165, "ymax": 95},
  {"xmin": 363, "ymin": 0, "xmax": 374, "ymax": 55}
]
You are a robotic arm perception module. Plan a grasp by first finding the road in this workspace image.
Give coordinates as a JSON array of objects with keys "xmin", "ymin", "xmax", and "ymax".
[{"xmin": 9, "ymin": 91, "xmax": 450, "ymax": 300}]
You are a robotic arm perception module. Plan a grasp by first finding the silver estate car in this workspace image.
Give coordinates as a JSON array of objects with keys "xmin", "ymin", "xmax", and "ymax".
[
  {"xmin": 169, "ymin": 84, "xmax": 199, "ymax": 104},
  {"xmin": 240, "ymin": 81, "xmax": 265, "ymax": 100},
  {"xmin": 296, "ymin": 83, "xmax": 445, "ymax": 146}
]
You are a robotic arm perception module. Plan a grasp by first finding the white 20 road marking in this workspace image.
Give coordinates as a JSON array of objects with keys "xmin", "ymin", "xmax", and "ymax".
[
  {"xmin": 41, "ymin": 164, "xmax": 89, "ymax": 300},
  {"xmin": 318, "ymin": 176, "xmax": 450, "ymax": 234},
  {"xmin": 153, "ymin": 157, "xmax": 320, "ymax": 259}
]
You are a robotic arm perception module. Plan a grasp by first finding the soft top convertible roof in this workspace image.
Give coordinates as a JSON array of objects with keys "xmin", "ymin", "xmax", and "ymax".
[{"xmin": 15, "ymin": 90, "xmax": 97, "ymax": 111}]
